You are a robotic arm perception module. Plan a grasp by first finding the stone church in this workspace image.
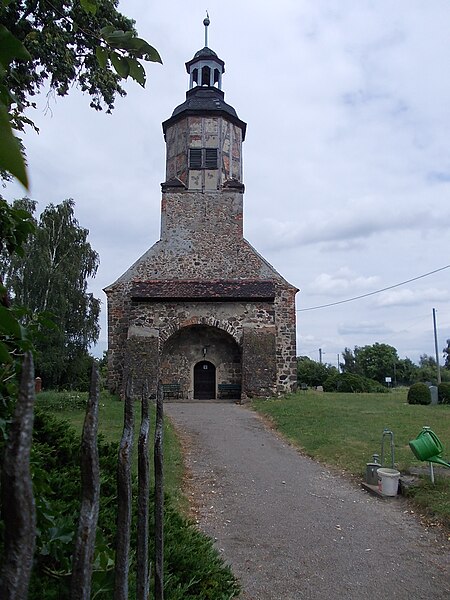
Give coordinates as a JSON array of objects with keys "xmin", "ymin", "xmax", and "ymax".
[{"xmin": 105, "ymin": 25, "xmax": 298, "ymax": 400}]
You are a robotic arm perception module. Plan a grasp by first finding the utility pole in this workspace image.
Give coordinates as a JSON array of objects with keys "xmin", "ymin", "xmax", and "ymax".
[
  {"xmin": 433, "ymin": 308, "xmax": 441, "ymax": 384},
  {"xmin": 337, "ymin": 354, "xmax": 340, "ymax": 373},
  {"xmin": 319, "ymin": 348, "xmax": 322, "ymax": 364}
]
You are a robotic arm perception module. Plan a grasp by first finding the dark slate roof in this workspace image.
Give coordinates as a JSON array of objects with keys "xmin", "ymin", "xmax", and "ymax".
[
  {"xmin": 186, "ymin": 47, "xmax": 225, "ymax": 70},
  {"xmin": 131, "ymin": 280, "xmax": 275, "ymax": 301},
  {"xmin": 160, "ymin": 177, "xmax": 186, "ymax": 192},
  {"xmin": 194, "ymin": 47, "xmax": 218, "ymax": 59},
  {"xmin": 162, "ymin": 87, "xmax": 247, "ymax": 139}
]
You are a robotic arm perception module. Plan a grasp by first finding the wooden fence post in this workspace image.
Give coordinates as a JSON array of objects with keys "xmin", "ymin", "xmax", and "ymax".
[
  {"xmin": 70, "ymin": 365, "xmax": 100, "ymax": 600},
  {"xmin": 114, "ymin": 376, "xmax": 134, "ymax": 599},
  {"xmin": 0, "ymin": 352, "xmax": 36, "ymax": 600},
  {"xmin": 137, "ymin": 381, "xmax": 150, "ymax": 600},
  {"xmin": 154, "ymin": 382, "xmax": 164, "ymax": 600}
]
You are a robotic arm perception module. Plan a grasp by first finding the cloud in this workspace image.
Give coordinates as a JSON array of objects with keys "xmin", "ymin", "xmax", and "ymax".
[
  {"xmin": 376, "ymin": 287, "xmax": 448, "ymax": 307},
  {"xmin": 306, "ymin": 267, "xmax": 379, "ymax": 295},
  {"xmin": 427, "ymin": 171, "xmax": 450, "ymax": 184},
  {"xmin": 252, "ymin": 197, "xmax": 450, "ymax": 251},
  {"xmin": 338, "ymin": 321, "xmax": 392, "ymax": 336}
]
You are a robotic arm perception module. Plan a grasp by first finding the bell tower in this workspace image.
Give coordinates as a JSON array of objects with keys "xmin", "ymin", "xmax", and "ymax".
[{"xmin": 105, "ymin": 18, "xmax": 298, "ymax": 401}]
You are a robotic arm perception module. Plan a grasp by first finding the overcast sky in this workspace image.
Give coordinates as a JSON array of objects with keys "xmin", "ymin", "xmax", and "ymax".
[{"xmin": 4, "ymin": 0, "xmax": 450, "ymax": 366}]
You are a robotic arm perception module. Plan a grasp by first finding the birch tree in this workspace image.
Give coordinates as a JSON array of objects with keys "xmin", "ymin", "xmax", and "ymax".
[{"xmin": 1, "ymin": 198, "xmax": 100, "ymax": 388}]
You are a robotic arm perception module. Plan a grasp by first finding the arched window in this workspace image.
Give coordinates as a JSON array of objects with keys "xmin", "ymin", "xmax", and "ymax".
[{"xmin": 201, "ymin": 65, "xmax": 211, "ymax": 86}]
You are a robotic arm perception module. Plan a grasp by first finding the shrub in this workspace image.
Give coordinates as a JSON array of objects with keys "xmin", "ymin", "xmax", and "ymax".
[
  {"xmin": 1, "ymin": 408, "xmax": 240, "ymax": 599},
  {"xmin": 407, "ymin": 382, "xmax": 431, "ymax": 405},
  {"xmin": 438, "ymin": 382, "xmax": 450, "ymax": 404},
  {"xmin": 323, "ymin": 373, "xmax": 339, "ymax": 392},
  {"xmin": 296, "ymin": 357, "xmax": 336, "ymax": 387},
  {"xmin": 323, "ymin": 372, "xmax": 387, "ymax": 393}
]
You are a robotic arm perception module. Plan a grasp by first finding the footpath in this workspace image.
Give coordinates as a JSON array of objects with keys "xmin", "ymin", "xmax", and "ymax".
[{"xmin": 165, "ymin": 402, "xmax": 450, "ymax": 600}]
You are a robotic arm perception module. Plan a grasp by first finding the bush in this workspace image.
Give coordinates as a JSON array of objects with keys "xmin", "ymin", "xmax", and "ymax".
[
  {"xmin": 1, "ymin": 410, "xmax": 240, "ymax": 599},
  {"xmin": 296, "ymin": 357, "xmax": 337, "ymax": 387},
  {"xmin": 438, "ymin": 382, "xmax": 450, "ymax": 404},
  {"xmin": 323, "ymin": 373, "xmax": 339, "ymax": 392},
  {"xmin": 407, "ymin": 382, "xmax": 431, "ymax": 405},
  {"xmin": 323, "ymin": 372, "xmax": 387, "ymax": 393}
]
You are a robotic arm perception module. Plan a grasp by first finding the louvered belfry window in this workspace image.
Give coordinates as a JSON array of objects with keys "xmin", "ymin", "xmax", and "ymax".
[
  {"xmin": 204, "ymin": 148, "xmax": 218, "ymax": 169},
  {"xmin": 189, "ymin": 148, "xmax": 218, "ymax": 169},
  {"xmin": 189, "ymin": 149, "xmax": 202, "ymax": 168}
]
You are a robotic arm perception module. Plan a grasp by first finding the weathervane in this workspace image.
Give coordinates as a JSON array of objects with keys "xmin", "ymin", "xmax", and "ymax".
[{"xmin": 204, "ymin": 11, "xmax": 210, "ymax": 47}]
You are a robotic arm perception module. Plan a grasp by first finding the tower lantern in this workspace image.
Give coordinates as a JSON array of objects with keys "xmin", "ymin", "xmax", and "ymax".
[{"xmin": 185, "ymin": 14, "xmax": 224, "ymax": 89}]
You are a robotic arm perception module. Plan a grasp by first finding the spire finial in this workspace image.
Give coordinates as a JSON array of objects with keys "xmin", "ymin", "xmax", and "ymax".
[{"xmin": 203, "ymin": 11, "xmax": 210, "ymax": 47}]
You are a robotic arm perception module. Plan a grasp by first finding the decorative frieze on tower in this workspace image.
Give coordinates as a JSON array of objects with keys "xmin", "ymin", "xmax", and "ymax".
[{"xmin": 105, "ymin": 19, "xmax": 298, "ymax": 401}]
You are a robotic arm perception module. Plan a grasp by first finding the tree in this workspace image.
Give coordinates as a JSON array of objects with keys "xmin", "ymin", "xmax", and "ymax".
[
  {"xmin": 340, "ymin": 343, "xmax": 399, "ymax": 385},
  {"xmin": 297, "ymin": 356, "xmax": 337, "ymax": 387},
  {"xmin": 0, "ymin": 198, "xmax": 37, "ymax": 435},
  {"xmin": 1, "ymin": 198, "xmax": 100, "ymax": 388},
  {"xmin": 395, "ymin": 357, "xmax": 418, "ymax": 386},
  {"xmin": 416, "ymin": 354, "xmax": 437, "ymax": 384},
  {"xmin": 443, "ymin": 339, "xmax": 450, "ymax": 369},
  {"xmin": 0, "ymin": 0, "xmax": 161, "ymax": 187},
  {"xmin": 340, "ymin": 347, "xmax": 358, "ymax": 374}
]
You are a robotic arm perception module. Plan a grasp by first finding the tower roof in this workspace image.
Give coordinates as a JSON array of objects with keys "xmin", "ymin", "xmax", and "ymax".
[
  {"xmin": 186, "ymin": 47, "xmax": 225, "ymax": 72},
  {"xmin": 163, "ymin": 87, "xmax": 246, "ymax": 139},
  {"xmin": 162, "ymin": 18, "xmax": 246, "ymax": 139}
]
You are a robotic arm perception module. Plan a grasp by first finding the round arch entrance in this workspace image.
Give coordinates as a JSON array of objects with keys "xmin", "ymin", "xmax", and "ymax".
[
  {"xmin": 193, "ymin": 360, "xmax": 216, "ymax": 399},
  {"xmin": 160, "ymin": 324, "xmax": 241, "ymax": 400}
]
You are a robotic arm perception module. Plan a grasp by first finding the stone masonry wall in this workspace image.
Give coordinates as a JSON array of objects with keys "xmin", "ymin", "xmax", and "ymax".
[
  {"xmin": 124, "ymin": 336, "xmax": 159, "ymax": 398},
  {"xmin": 242, "ymin": 327, "xmax": 277, "ymax": 397},
  {"xmin": 161, "ymin": 190, "xmax": 243, "ymax": 243},
  {"xmin": 106, "ymin": 279, "xmax": 297, "ymax": 397}
]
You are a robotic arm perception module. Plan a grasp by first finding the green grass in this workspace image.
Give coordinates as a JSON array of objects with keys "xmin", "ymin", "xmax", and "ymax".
[
  {"xmin": 36, "ymin": 390, "xmax": 186, "ymax": 512},
  {"xmin": 252, "ymin": 389, "xmax": 450, "ymax": 527}
]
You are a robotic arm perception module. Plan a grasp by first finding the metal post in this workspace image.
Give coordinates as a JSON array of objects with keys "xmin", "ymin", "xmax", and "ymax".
[
  {"xmin": 204, "ymin": 13, "xmax": 210, "ymax": 47},
  {"xmin": 432, "ymin": 308, "xmax": 441, "ymax": 384}
]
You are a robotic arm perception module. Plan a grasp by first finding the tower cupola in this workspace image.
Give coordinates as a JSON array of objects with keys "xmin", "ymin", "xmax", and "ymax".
[
  {"xmin": 162, "ymin": 16, "xmax": 246, "ymax": 193},
  {"xmin": 186, "ymin": 16, "xmax": 225, "ymax": 90}
]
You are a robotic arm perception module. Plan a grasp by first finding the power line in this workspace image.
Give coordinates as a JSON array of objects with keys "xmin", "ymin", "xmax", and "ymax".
[{"xmin": 296, "ymin": 264, "xmax": 450, "ymax": 312}]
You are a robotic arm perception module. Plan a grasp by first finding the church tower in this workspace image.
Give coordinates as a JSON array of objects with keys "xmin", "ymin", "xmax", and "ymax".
[{"xmin": 105, "ymin": 19, "xmax": 298, "ymax": 400}]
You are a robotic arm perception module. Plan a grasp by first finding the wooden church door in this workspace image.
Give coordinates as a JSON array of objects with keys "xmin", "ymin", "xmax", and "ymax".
[{"xmin": 194, "ymin": 361, "xmax": 216, "ymax": 399}]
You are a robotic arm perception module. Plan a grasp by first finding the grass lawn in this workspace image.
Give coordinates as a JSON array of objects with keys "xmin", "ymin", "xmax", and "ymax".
[
  {"xmin": 36, "ymin": 390, "xmax": 187, "ymax": 512},
  {"xmin": 252, "ymin": 389, "xmax": 450, "ymax": 527}
]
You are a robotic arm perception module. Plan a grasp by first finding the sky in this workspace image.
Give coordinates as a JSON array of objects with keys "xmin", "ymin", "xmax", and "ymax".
[{"xmin": 4, "ymin": 0, "xmax": 450, "ymax": 366}]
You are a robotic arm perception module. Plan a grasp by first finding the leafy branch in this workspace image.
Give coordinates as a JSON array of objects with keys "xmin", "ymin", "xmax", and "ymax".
[{"xmin": 0, "ymin": 0, "xmax": 162, "ymax": 188}]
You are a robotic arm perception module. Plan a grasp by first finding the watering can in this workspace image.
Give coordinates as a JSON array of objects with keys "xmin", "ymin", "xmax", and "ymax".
[{"xmin": 409, "ymin": 427, "xmax": 450, "ymax": 468}]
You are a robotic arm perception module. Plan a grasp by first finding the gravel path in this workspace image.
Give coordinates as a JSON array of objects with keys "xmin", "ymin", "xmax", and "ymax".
[{"xmin": 165, "ymin": 402, "xmax": 450, "ymax": 600}]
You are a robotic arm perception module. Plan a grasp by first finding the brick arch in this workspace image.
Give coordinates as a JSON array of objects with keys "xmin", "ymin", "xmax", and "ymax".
[{"xmin": 159, "ymin": 316, "xmax": 241, "ymax": 345}]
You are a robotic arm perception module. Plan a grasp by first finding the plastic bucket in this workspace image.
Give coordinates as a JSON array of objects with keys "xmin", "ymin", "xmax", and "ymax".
[
  {"xmin": 409, "ymin": 430, "xmax": 442, "ymax": 462},
  {"xmin": 377, "ymin": 468, "xmax": 400, "ymax": 496}
]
